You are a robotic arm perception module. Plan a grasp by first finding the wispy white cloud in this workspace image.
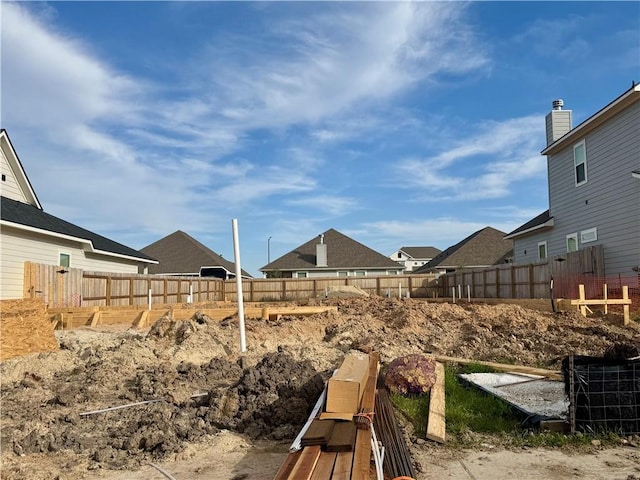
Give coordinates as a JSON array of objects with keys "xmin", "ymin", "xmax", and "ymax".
[
  {"xmin": 284, "ymin": 195, "xmax": 358, "ymax": 216},
  {"xmin": 396, "ymin": 115, "xmax": 545, "ymax": 201}
]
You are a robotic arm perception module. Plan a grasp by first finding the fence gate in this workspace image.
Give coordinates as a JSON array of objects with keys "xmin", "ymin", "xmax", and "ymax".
[{"xmin": 24, "ymin": 262, "xmax": 83, "ymax": 307}]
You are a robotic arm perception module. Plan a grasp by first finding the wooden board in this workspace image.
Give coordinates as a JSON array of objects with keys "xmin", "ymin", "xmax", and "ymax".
[
  {"xmin": 301, "ymin": 419, "xmax": 335, "ymax": 446},
  {"xmin": 287, "ymin": 446, "xmax": 322, "ymax": 480},
  {"xmin": 330, "ymin": 451, "xmax": 353, "ymax": 480},
  {"xmin": 310, "ymin": 452, "xmax": 337, "ymax": 480},
  {"xmin": 0, "ymin": 299, "xmax": 59, "ymax": 361},
  {"xmin": 274, "ymin": 451, "xmax": 301, "ymax": 480},
  {"xmin": 426, "ymin": 362, "xmax": 446, "ymax": 443},
  {"xmin": 326, "ymin": 421, "xmax": 357, "ymax": 452},
  {"xmin": 433, "ymin": 354, "xmax": 562, "ymax": 380},
  {"xmin": 326, "ymin": 352, "xmax": 370, "ymax": 413},
  {"xmin": 351, "ymin": 428, "xmax": 372, "ymax": 480},
  {"xmin": 319, "ymin": 412, "xmax": 353, "ymax": 421}
]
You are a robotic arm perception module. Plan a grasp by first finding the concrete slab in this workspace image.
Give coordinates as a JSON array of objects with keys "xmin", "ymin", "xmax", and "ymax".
[{"xmin": 459, "ymin": 372, "xmax": 569, "ymax": 419}]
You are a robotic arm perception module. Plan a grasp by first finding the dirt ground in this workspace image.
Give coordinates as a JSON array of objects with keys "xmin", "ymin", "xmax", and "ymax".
[{"xmin": 1, "ymin": 296, "xmax": 639, "ymax": 479}]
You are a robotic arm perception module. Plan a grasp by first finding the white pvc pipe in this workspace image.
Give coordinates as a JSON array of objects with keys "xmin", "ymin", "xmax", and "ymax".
[
  {"xmin": 148, "ymin": 289, "xmax": 152, "ymax": 310},
  {"xmin": 398, "ymin": 283, "xmax": 402, "ymax": 298},
  {"xmin": 467, "ymin": 285, "xmax": 471, "ymax": 302},
  {"xmin": 452, "ymin": 287, "xmax": 456, "ymax": 303},
  {"xmin": 458, "ymin": 284, "xmax": 462, "ymax": 300},
  {"xmin": 232, "ymin": 219, "xmax": 246, "ymax": 353}
]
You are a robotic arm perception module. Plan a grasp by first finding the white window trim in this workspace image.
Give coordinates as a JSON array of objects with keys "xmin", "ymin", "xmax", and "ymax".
[
  {"xmin": 354, "ymin": 270, "xmax": 367, "ymax": 277},
  {"xmin": 337, "ymin": 271, "xmax": 348, "ymax": 277},
  {"xmin": 537, "ymin": 241, "xmax": 547, "ymax": 260},
  {"xmin": 59, "ymin": 251, "xmax": 71, "ymax": 268},
  {"xmin": 296, "ymin": 272, "xmax": 308, "ymax": 278},
  {"xmin": 580, "ymin": 227, "xmax": 598, "ymax": 243},
  {"xmin": 566, "ymin": 233, "xmax": 578, "ymax": 253},
  {"xmin": 573, "ymin": 140, "xmax": 588, "ymax": 187}
]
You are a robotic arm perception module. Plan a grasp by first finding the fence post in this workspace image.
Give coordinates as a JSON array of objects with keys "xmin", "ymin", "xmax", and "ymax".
[
  {"xmin": 106, "ymin": 276, "xmax": 112, "ymax": 306},
  {"xmin": 163, "ymin": 278, "xmax": 168, "ymax": 304},
  {"xmin": 495, "ymin": 268, "xmax": 500, "ymax": 298},
  {"xmin": 529, "ymin": 264, "xmax": 534, "ymax": 298},
  {"xmin": 129, "ymin": 278, "xmax": 134, "ymax": 306},
  {"xmin": 482, "ymin": 270, "xmax": 487, "ymax": 298},
  {"xmin": 511, "ymin": 266, "xmax": 516, "ymax": 299},
  {"xmin": 282, "ymin": 279, "xmax": 286, "ymax": 301}
]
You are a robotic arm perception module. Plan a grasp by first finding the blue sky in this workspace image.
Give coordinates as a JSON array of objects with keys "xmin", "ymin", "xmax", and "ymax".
[{"xmin": 2, "ymin": 1, "xmax": 639, "ymax": 277}]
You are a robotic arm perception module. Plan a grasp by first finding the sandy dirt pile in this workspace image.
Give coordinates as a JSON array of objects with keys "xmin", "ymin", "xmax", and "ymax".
[{"xmin": 1, "ymin": 297, "xmax": 639, "ymax": 479}]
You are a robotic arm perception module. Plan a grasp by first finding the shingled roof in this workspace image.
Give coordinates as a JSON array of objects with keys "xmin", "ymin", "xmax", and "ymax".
[
  {"xmin": 414, "ymin": 227, "xmax": 513, "ymax": 273},
  {"xmin": 261, "ymin": 228, "xmax": 403, "ymax": 272},
  {"xmin": 1, "ymin": 196, "xmax": 156, "ymax": 262},
  {"xmin": 141, "ymin": 230, "xmax": 252, "ymax": 278}
]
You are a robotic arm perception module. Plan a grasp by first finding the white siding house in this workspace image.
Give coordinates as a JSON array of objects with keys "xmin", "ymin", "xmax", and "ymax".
[
  {"xmin": 506, "ymin": 85, "xmax": 640, "ymax": 277},
  {"xmin": 0, "ymin": 130, "xmax": 157, "ymax": 300}
]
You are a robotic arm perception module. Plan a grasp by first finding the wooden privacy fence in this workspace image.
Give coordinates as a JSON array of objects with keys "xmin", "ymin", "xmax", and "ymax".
[
  {"xmin": 23, "ymin": 262, "xmax": 438, "ymax": 307},
  {"xmin": 438, "ymin": 245, "xmax": 605, "ymax": 300},
  {"xmin": 24, "ymin": 262, "xmax": 225, "ymax": 307}
]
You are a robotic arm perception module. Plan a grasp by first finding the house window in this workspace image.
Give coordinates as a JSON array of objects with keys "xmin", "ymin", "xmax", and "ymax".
[
  {"xmin": 580, "ymin": 227, "xmax": 598, "ymax": 243},
  {"xmin": 337, "ymin": 271, "xmax": 348, "ymax": 277},
  {"xmin": 59, "ymin": 253, "xmax": 70, "ymax": 268},
  {"xmin": 566, "ymin": 233, "xmax": 578, "ymax": 253},
  {"xmin": 354, "ymin": 271, "xmax": 366, "ymax": 277},
  {"xmin": 297, "ymin": 272, "xmax": 308, "ymax": 278},
  {"xmin": 574, "ymin": 140, "xmax": 587, "ymax": 186},
  {"xmin": 537, "ymin": 241, "xmax": 547, "ymax": 260},
  {"xmin": 397, "ymin": 252, "xmax": 402, "ymax": 259}
]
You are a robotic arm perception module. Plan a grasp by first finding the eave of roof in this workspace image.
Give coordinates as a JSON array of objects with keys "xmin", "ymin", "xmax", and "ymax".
[
  {"xmin": 541, "ymin": 84, "xmax": 640, "ymax": 156},
  {"xmin": 1, "ymin": 197, "xmax": 157, "ymax": 263},
  {"xmin": 504, "ymin": 210, "xmax": 554, "ymax": 240}
]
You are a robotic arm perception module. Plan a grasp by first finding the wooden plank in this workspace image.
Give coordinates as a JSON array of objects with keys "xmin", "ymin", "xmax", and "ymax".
[
  {"xmin": 287, "ymin": 445, "xmax": 322, "ymax": 480},
  {"xmin": 351, "ymin": 352, "xmax": 378, "ymax": 480},
  {"xmin": 319, "ymin": 412, "xmax": 353, "ymax": 421},
  {"xmin": 273, "ymin": 451, "xmax": 301, "ymax": 480},
  {"xmin": 426, "ymin": 362, "xmax": 446, "ymax": 443},
  {"xmin": 133, "ymin": 310, "xmax": 149, "ymax": 328},
  {"xmin": 301, "ymin": 419, "xmax": 335, "ymax": 446},
  {"xmin": 570, "ymin": 299, "xmax": 631, "ymax": 306},
  {"xmin": 326, "ymin": 421, "xmax": 357, "ymax": 452},
  {"xmin": 89, "ymin": 311, "xmax": 102, "ymax": 327},
  {"xmin": 623, "ymin": 286, "xmax": 630, "ymax": 325},
  {"xmin": 310, "ymin": 452, "xmax": 337, "ymax": 480},
  {"xmin": 351, "ymin": 429, "xmax": 371, "ymax": 480},
  {"xmin": 327, "ymin": 352, "xmax": 370, "ymax": 413},
  {"xmin": 330, "ymin": 452, "xmax": 353, "ymax": 480},
  {"xmin": 433, "ymin": 354, "xmax": 561, "ymax": 380}
]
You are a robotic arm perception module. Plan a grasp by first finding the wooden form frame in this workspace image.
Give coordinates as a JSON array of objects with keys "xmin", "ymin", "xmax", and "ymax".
[{"xmin": 571, "ymin": 284, "xmax": 631, "ymax": 325}]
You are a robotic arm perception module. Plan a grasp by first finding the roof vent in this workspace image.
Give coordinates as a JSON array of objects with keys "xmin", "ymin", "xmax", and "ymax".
[{"xmin": 552, "ymin": 99, "xmax": 564, "ymax": 110}]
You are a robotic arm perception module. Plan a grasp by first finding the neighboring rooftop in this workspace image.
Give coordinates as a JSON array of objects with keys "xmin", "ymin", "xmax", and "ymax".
[
  {"xmin": 414, "ymin": 227, "xmax": 513, "ymax": 273},
  {"xmin": 141, "ymin": 230, "xmax": 251, "ymax": 278},
  {"xmin": 504, "ymin": 210, "xmax": 554, "ymax": 240},
  {"xmin": 261, "ymin": 228, "xmax": 403, "ymax": 272}
]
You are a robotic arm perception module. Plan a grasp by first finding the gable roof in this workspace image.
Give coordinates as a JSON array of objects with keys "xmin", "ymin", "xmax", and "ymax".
[
  {"xmin": 398, "ymin": 246, "xmax": 442, "ymax": 259},
  {"xmin": 261, "ymin": 228, "xmax": 403, "ymax": 272},
  {"xmin": 1, "ymin": 129, "xmax": 41, "ymax": 208},
  {"xmin": 414, "ymin": 227, "xmax": 513, "ymax": 273},
  {"xmin": 504, "ymin": 210, "xmax": 554, "ymax": 240},
  {"xmin": 1, "ymin": 196, "xmax": 157, "ymax": 263},
  {"xmin": 141, "ymin": 230, "xmax": 252, "ymax": 278},
  {"xmin": 541, "ymin": 83, "xmax": 640, "ymax": 156}
]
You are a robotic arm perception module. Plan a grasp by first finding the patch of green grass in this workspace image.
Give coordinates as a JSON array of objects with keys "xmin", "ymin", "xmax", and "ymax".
[
  {"xmin": 390, "ymin": 392, "xmax": 431, "ymax": 436},
  {"xmin": 444, "ymin": 365, "xmax": 520, "ymax": 435}
]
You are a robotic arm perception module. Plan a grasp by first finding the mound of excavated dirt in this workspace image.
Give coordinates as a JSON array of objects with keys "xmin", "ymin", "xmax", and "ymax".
[{"xmin": 1, "ymin": 297, "xmax": 639, "ymax": 479}]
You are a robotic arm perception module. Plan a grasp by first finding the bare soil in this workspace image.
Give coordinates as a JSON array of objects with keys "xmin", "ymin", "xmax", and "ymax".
[{"xmin": 1, "ymin": 297, "xmax": 639, "ymax": 479}]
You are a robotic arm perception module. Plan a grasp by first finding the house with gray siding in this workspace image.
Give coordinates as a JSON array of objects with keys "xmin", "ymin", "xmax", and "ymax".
[{"xmin": 505, "ymin": 84, "xmax": 640, "ymax": 278}]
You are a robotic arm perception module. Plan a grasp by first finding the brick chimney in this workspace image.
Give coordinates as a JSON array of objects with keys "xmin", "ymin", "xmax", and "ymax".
[{"xmin": 545, "ymin": 99, "xmax": 572, "ymax": 146}]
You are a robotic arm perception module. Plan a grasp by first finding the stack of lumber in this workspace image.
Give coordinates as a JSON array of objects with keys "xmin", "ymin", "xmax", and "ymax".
[
  {"xmin": 1, "ymin": 298, "xmax": 58, "ymax": 361},
  {"xmin": 274, "ymin": 352, "xmax": 379, "ymax": 480}
]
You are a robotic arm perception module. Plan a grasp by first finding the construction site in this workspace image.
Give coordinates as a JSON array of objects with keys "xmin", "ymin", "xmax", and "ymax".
[{"xmin": 1, "ymin": 293, "xmax": 639, "ymax": 480}]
